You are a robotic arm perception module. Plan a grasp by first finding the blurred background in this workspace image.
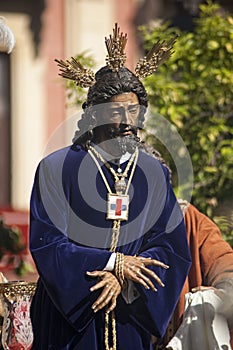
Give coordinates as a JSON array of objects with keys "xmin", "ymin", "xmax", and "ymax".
[{"xmin": 0, "ymin": 0, "xmax": 232, "ymax": 280}]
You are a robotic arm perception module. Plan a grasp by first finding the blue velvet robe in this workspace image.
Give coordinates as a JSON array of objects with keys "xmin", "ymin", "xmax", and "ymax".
[{"xmin": 29, "ymin": 145, "xmax": 191, "ymax": 350}]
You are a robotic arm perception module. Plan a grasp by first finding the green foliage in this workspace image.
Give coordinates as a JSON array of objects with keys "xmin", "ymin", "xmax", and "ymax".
[
  {"xmin": 213, "ymin": 213, "xmax": 233, "ymax": 246},
  {"xmin": 64, "ymin": 51, "xmax": 96, "ymax": 106},
  {"xmin": 0, "ymin": 219, "xmax": 33, "ymax": 276},
  {"xmin": 0, "ymin": 220, "xmax": 24, "ymax": 257},
  {"xmin": 139, "ymin": 1, "xmax": 233, "ymax": 244}
]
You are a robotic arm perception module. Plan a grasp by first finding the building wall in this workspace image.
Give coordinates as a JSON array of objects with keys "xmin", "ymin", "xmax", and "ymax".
[
  {"xmin": 1, "ymin": 0, "xmax": 138, "ymax": 210},
  {"xmin": 0, "ymin": 13, "xmax": 46, "ymax": 210},
  {"xmin": 0, "ymin": 1, "xmax": 65, "ymax": 210}
]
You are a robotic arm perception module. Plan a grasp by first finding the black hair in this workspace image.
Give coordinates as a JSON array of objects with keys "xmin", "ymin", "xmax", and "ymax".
[{"xmin": 72, "ymin": 66, "xmax": 148, "ymax": 149}]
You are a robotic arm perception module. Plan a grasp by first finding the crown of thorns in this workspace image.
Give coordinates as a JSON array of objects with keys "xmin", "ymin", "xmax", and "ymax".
[{"xmin": 55, "ymin": 23, "xmax": 177, "ymax": 88}]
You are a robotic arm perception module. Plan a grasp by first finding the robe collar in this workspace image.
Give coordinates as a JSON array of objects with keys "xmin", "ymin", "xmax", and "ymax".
[{"xmin": 91, "ymin": 143, "xmax": 131, "ymax": 165}]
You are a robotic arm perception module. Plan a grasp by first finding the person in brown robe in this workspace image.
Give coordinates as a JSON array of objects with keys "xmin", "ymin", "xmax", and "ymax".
[
  {"xmin": 153, "ymin": 199, "xmax": 233, "ymax": 349},
  {"xmin": 136, "ymin": 141, "xmax": 233, "ymax": 349}
]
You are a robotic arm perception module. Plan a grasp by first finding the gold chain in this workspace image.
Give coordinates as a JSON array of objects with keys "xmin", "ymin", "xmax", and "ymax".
[
  {"xmin": 89, "ymin": 145, "xmax": 137, "ymax": 185},
  {"xmin": 88, "ymin": 145, "xmax": 139, "ymax": 350}
]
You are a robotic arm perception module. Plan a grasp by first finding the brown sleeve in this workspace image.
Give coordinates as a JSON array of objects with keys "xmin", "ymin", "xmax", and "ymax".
[
  {"xmin": 185, "ymin": 204, "xmax": 233, "ymax": 287},
  {"xmin": 171, "ymin": 204, "xmax": 233, "ymax": 338}
]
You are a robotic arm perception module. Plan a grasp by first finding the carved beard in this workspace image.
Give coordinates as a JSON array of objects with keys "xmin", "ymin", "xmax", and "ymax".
[{"xmin": 107, "ymin": 125, "xmax": 140, "ymax": 154}]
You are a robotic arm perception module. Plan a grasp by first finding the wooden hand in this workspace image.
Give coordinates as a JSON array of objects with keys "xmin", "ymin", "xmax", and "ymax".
[
  {"xmin": 123, "ymin": 255, "xmax": 169, "ymax": 292},
  {"xmin": 191, "ymin": 285, "xmax": 225, "ymax": 299},
  {"xmin": 86, "ymin": 270, "xmax": 121, "ymax": 313}
]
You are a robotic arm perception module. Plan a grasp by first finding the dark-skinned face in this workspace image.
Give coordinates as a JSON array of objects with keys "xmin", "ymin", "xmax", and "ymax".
[{"xmin": 93, "ymin": 92, "xmax": 140, "ymax": 157}]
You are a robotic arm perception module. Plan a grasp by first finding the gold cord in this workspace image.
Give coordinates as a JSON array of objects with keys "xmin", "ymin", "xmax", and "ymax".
[
  {"xmin": 125, "ymin": 150, "xmax": 138, "ymax": 194},
  {"xmin": 88, "ymin": 146, "xmax": 139, "ymax": 350},
  {"xmin": 105, "ymin": 311, "xmax": 117, "ymax": 350},
  {"xmin": 110, "ymin": 220, "xmax": 121, "ymax": 252},
  {"xmin": 88, "ymin": 149, "xmax": 113, "ymax": 193},
  {"xmin": 115, "ymin": 252, "xmax": 125, "ymax": 287}
]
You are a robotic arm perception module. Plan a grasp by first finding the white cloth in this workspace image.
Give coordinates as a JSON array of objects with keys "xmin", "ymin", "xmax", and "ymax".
[
  {"xmin": 104, "ymin": 252, "xmax": 116, "ymax": 271},
  {"xmin": 121, "ymin": 279, "xmax": 140, "ymax": 304},
  {"xmin": 93, "ymin": 143, "xmax": 131, "ymax": 165},
  {"xmin": 166, "ymin": 290, "xmax": 232, "ymax": 350}
]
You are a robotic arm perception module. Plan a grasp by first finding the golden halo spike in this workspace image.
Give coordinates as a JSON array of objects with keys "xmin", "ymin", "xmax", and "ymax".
[
  {"xmin": 134, "ymin": 35, "xmax": 178, "ymax": 79},
  {"xmin": 105, "ymin": 23, "xmax": 128, "ymax": 72},
  {"xmin": 54, "ymin": 56, "xmax": 96, "ymax": 88}
]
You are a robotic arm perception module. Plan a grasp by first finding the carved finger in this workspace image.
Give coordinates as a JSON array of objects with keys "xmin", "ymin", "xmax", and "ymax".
[
  {"xmin": 106, "ymin": 297, "xmax": 117, "ymax": 313},
  {"xmin": 131, "ymin": 274, "xmax": 151, "ymax": 290},
  {"xmin": 136, "ymin": 271, "xmax": 157, "ymax": 291},
  {"xmin": 140, "ymin": 266, "xmax": 165, "ymax": 287},
  {"xmin": 92, "ymin": 290, "xmax": 116, "ymax": 313},
  {"xmin": 92, "ymin": 292, "xmax": 110, "ymax": 312},
  {"xmin": 90, "ymin": 279, "xmax": 108, "ymax": 292},
  {"xmin": 139, "ymin": 257, "xmax": 169, "ymax": 269},
  {"xmin": 86, "ymin": 270, "xmax": 106, "ymax": 277}
]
